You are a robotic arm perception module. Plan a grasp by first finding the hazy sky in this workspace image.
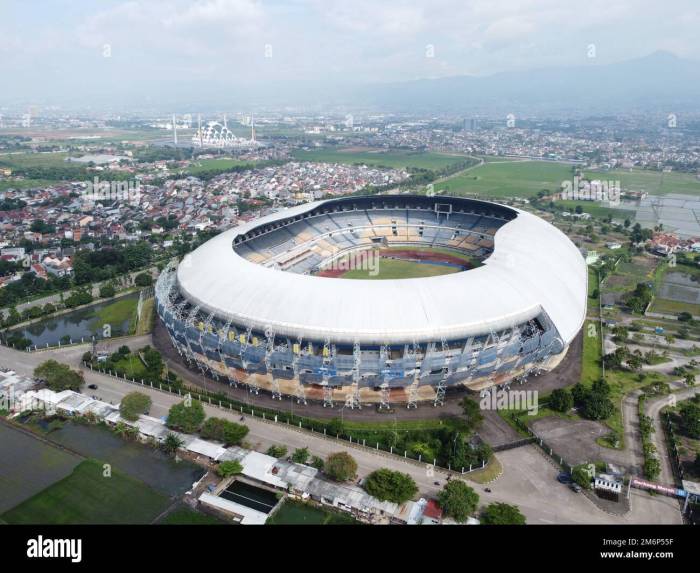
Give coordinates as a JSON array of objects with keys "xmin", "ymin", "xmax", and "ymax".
[{"xmin": 2, "ymin": 0, "xmax": 699, "ymax": 107}]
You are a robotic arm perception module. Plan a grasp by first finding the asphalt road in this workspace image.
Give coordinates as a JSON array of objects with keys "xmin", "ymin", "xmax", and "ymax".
[
  {"xmin": 0, "ymin": 339, "xmax": 683, "ymax": 524},
  {"xmin": 645, "ymin": 384, "xmax": 700, "ymax": 485}
]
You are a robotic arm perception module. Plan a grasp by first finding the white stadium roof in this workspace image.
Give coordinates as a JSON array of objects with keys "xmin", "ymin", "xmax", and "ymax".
[{"xmin": 176, "ymin": 198, "xmax": 587, "ymax": 345}]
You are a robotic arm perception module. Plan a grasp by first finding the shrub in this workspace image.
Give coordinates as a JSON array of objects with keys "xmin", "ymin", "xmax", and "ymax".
[{"xmin": 217, "ymin": 460, "xmax": 243, "ymax": 477}]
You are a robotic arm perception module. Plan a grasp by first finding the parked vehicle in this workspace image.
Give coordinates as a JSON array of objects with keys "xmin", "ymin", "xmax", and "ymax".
[
  {"xmin": 570, "ymin": 483, "xmax": 582, "ymax": 493},
  {"xmin": 557, "ymin": 472, "xmax": 573, "ymax": 484},
  {"xmin": 87, "ymin": 384, "xmax": 98, "ymax": 390}
]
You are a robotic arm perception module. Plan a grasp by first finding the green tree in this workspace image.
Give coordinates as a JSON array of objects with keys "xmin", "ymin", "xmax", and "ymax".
[
  {"xmin": 99, "ymin": 283, "xmax": 116, "ymax": 298},
  {"xmin": 363, "ymin": 469, "xmax": 418, "ymax": 504},
  {"xmin": 134, "ymin": 272, "xmax": 153, "ymax": 287},
  {"xmin": 34, "ymin": 360, "xmax": 83, "ymax": 391},
  {"xmin": 119, "ymin": 391, "xmax": 151, "ymax": 422},
  {"xmin": 680, "ymin": 403, "xmax": 700, "ymax": 438},
  {"xmin": 581, "ymin": 392, "xmax": 614, "ymax": 420},
  {"xmin": 324, "ymin": 451, "xmax": 357, "ymax": 482},
  {"xmin": 548, "ymin": 389, "xmax": 573, "ymax": 412},
  {"xmin": 572, "ymin": 465, "xmax": 592, "ymax": 489},
  {"xmin": 216, "ymin": 460, "xmax": 243, "ymax": 477},
  {"xmin": 166, "ymin": 397, "xmax": 205, "ymax": 433},
  {"xmin": 437, "ymin": 481, "xmax": 479, "ymax": 523},
  {"xmin": 480, "ymin": 502, "xmax": 526, "ymax": 525},
  {"xmin": 291, "ymin": 447, "xmax": 310, "ymax": 464},
  {"xmin": 460, "ymin": 397, "xmax": 483, "ymax": 430}
]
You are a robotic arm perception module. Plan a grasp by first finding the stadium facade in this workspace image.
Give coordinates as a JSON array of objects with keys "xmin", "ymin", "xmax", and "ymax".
[{"xmin": 155, "ymin": 195, "xmax": 587, "ymax": 408}]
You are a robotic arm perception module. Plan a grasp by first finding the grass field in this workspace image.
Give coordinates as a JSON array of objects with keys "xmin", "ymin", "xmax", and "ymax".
[
  {"xmin": 267, "ymin": 500, "xmax": 358, "ymax": 525},
  {"xmin": 0, "ymin": 178, "xmax": 56, "ymax": 192},
  {"xmin": 292, "ymin": 148, "xmax": 469, "ymax": 170},
  {"xmin": 649, "ymin": 298, "xmax": 700, "ymax": 316},
  {"xmin": 158, "ymin": 506, "xmax": 226, "ymax": 525},
  {"xmin": 0, "ymin": 151, "xmax": 70, "ymax": 169},
  {"xmin": 435, "ymin": 160, "xmax": 575, "ymax": 198},
  {"xmin": 588, "ymin": 167, "xmax": 700, "ymax": 196},
  {"xmin": 1, "ymin": 459, "xmax": 170, "ymax": 524},
  {"xmin": 342, "ymin": 257, "xmax": 460, "ymax": 280},
  {"xmin": 111, "ymin": 354, "xmax": 148, "ymax": 379},
  {"xmin": 556, "ymin": 199, "xmax": 635, "ymax": 220}
]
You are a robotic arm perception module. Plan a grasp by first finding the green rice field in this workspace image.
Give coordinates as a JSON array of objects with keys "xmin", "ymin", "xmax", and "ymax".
[
  {"xmin": 267, "ymin": 500, "xmax": 358, "ymax": 525},
  {"xmin": 2, "ymin": 459, "xmax": 170, "ymax": 524},
  {"xmin": 292, "ymin": 148, "xmax": 470, "ymax": 170}
]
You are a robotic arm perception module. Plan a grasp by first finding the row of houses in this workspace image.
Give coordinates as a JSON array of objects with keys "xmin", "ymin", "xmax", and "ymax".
[{"xmin": 1, "ymin": 375, "xmax": 458, "ymax": 526}]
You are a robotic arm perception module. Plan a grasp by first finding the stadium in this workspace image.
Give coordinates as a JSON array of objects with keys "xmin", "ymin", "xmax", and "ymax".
[{"xmin": 155, "ymin": 194, "xmax": 587, "ymax": 408}]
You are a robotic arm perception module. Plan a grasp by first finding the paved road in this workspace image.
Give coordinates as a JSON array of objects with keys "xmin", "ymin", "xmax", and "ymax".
[
  {"xmin": 645, "ymin": 384, "xmax": 700, "ymax": 485},
  {"xmin": 0, "ymin": 340, "xmax": 683, "ymax": 524}
]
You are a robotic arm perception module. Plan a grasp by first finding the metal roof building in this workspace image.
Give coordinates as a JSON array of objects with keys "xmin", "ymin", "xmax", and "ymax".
[{"xmin": 176, "ymin": 198, "xmax": 586, "ymax": 346}]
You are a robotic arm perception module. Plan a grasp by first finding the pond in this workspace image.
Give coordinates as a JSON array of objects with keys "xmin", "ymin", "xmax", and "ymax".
[
  {"xmin": 219, "ymin": 480, "xmax": 279, "ymax": 514},
  {"xmin": 9, "ymin": 293, "xmax": 139, "ymax": 347}
]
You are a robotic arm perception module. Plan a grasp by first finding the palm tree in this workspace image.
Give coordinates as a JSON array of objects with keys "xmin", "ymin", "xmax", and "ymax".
[{"xmin": 162, "ymin": 432, "xmax": 184, "ymax": 455}]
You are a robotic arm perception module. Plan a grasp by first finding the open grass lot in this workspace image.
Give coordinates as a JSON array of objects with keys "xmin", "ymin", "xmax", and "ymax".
[
  {"xmin": 267, "ymin": 499, "xmax": 358, "ymax": 525},
  {"xmin": 650, "ymin": 298, "xmax": 700, "ymax": 316},
  {"xmin": 0, "ymin": 423, "xmax": 82, "ymax": 514},
  {"xmin": 157, "ymin": 506, "xmax": 226, "ymax": 525},
  {"xmin": 588, "ymin": 167, "xmax": 700, "ymax": 196},
  {"xmin": 0, "ymin": 178, "xmax": 56, "ymax": 192},
  {"xmin": 603, "ymin": 254, "xmax": 659, "ymax": 300},
  {"xmin": 556, "ymin": 199, "xmax": 634, "ymax": 220},
  {"xmin": 1, "ymin": 459, "xmax": 170, "ymax": 524},
  {"xmin": 0, "ymin": 127, "xmax": 167, "ymax": 144},
  {"xmin": 185, "ymin": 157, "xmax": 259, "ymax": 175},
  {"xmin": 111, "ymin": 354, "xmax": 148, "ymax": 378},
  {"xmin": 0, "ymin": 151, "xmax": 70, "ymax": 169},
  {"xmin": 435, "ymin": 159, "xmax": 575, "ymax": 199},
  {"xmin": 343, "ymin": 257, "xmax": 460, "ymax": 280},
  {"xmin": 292, "ymin": 148, "xmax": 469, "ymax": 170}
]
